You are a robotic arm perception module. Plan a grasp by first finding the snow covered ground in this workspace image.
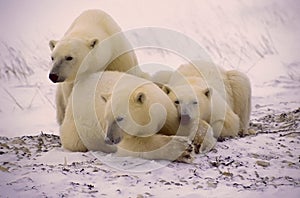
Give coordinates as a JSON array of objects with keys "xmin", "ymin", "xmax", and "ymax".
[
  {"xmin": 0, "ymin": 109, "xmax": 299, "ymax": 197},
  {"xmin": 0, "ymin": 0, "xmax": 299, "ymax": 197}
]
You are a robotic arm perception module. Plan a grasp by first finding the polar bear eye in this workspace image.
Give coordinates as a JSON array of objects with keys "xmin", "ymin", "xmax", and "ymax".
[
  {"xmin": 51, "ymin": 56, "xmax": 54, "ymax": 61},
  {"xmin": 116, "ymin": 117, "xmax": 124, "ymax": 122},
  {"xmin": 174, "ymin": 100, "xmax": 180, "ymax": 105},
  {"xmin": 65, "ymin": 56, "xmax": 73, "ymax": 61},
  {"xmin": 193, "ymin": 101, "xmax": 198, "ymax": 105}
]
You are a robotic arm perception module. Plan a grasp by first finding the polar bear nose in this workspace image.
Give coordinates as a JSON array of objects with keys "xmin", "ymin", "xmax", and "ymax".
[
  {"xmin": 49, "ymin": 73, "xmax": 59, "ymax": 83},
  {"xmin": 180, "ymin": 114, "xmax": 191, "ymax": 125},
  {"xmin": 104, "ymin": 137, "xmax": 113, "ymax": 145},
  {"xmin": 105, "ymin": 136, "xmax": 121, "ymax": 145},
  {"xmin": 105, "ymin": 122, "xmax": 122, "ymax": 145}
]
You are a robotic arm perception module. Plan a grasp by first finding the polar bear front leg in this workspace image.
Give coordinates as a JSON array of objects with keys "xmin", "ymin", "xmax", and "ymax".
[
  {"xmin": 56, "ymin": 83, "xmax": 73, "ymax": 125},
  {"xmin": 192, "ymin": 120, "xmax": 217, "ymax": 154},
  {"xmin": 60, "ymin": 103, "xmax": 87, "ymax": 152},
  {"xmin": 55, "ymin": 85, "xmax": 65, "ymax": 125},
  {"xmin": 117, "ymin": 135, "xmax": 194, "ymax": 163},
  {"xmin": 143, "ymin": 135, "xmax": 194, "ymax": 163}
]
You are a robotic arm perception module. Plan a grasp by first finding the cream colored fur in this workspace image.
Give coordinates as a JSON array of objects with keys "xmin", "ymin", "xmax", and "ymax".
[
  {"xmin": 61, "ymin": 71, "xmax": 192, "ymax": 162},
  {"xmin": 49, "ymin": 10, "xmax": 148, "ymax": 125}
]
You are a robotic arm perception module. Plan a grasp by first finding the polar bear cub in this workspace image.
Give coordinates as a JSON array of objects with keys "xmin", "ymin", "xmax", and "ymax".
[
  {"xmin": 162, "ymin": 81, "xmax": 239, "ymax": 142},
  {"xmin": 171, "ymin": 60, "xmax": 253, "ymax": 135}
]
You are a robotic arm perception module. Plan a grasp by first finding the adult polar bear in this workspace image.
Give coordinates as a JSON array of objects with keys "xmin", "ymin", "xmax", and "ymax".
[
  {"xmin": 61, "ymin": 71, "xmax": 195, "ymax": 162},
  {"xmin": 49, "ymin": 9, "xmax": 147, "ymax": 125}
]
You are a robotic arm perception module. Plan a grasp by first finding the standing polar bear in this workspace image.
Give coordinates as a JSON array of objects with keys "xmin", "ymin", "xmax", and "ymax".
[
  {"xmin": 49, "ymin": 9, "xmax": 147, "ymax": 125},
  {"xmin": 61, "ymin": 71, "xmax": 194, "ymax": 162}
]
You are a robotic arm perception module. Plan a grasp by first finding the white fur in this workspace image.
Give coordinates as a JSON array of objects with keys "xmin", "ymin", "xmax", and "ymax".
[
  {"xmin": 49, "ymin": 9, "xmax": 148, "ymax": 125},
  {"xmin": 170, "ymin": 60, "xmax": 252, "ymax": 135},
  {"xmin": 61, "ymin": 71, "xmax": 191, "ymax": 163}
]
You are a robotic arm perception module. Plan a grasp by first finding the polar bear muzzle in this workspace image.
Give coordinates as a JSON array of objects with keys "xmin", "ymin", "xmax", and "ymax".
[
  {"xmin": 104, "ymin": 121, "xmax": 123, "ymax": 145},
  {"xmin": 49, "ymin": 73, "xmax": 59, "ymax": 83},
  {"xmin": 180, "ymin": 113, "xmax": 192, "ymax": 125}
]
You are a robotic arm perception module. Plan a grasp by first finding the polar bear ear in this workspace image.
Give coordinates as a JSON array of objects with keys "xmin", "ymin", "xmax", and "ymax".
[
  {"xmin": 101, "ymin": 93, "xmax": 111, "ymax": 103},
  {"xmin": 161, "ymin": 85, "xmax": 172, "ymax": 95},
  {"xmin": 49, "ymin": 40, "xmax": 57, "ymax": 51},
  {"xmin": 204, "ymin": 88, "xmax": 213, "ymax": 98},
  {"xmin": 89, "ymin": 38, "xmax": 99, "ymax": 49},
  {"xmin": 135, "ymin": 92, "xmax": 146, "ymax": 104}
]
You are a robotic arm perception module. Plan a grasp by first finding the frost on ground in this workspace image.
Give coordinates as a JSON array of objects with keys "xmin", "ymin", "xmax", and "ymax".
[{"xmin": 0, "ymin": 108, "xmax": 299, "ymax": 197}]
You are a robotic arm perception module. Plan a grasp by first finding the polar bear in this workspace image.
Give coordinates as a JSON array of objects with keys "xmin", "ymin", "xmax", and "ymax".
[
  {"xmin": 162, "ymin": 82, "xmax": 240, "ymax": 139},
  {"xmin": 170, "ymin": 60, "xmax": 252, "ymax": 135},
  {"xmin": 100, "ymin": 72, "xmax": 196, "ymax": 162},
  {"xmin": 61, "ymin": 71, "xmax": 193, "ymax": 162},
  {"xmin": 49, "ymin": 9, "xmax": 148, "ymax": 125}
]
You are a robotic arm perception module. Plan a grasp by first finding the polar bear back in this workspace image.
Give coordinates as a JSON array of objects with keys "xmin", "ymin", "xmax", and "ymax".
[{"xmin": 64, "ymin": 9, "xmax": 121, "ymax": 40}]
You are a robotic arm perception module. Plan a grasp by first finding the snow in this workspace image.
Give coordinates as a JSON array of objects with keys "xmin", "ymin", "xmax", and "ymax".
[{"xmin": 0, "ymin": 0, "xmax": 299, "ymax": 197}]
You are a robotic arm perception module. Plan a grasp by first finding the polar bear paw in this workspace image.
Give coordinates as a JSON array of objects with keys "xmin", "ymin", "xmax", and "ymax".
[
  {"xmin": 192, "ymin": 120, "xmax": 212, "ymax": 154},
  {"xmin": 239, "ymin": 128, "xmax": 256, "ymax": 137},
  {"xmin": 175, "ymin": 141, "xmax": 194, "ymax": 163}
]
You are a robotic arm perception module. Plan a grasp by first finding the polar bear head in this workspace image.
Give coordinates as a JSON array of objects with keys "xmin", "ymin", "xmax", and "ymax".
[
  {"xmin": 162, "ymin": 84, "xmax": 212, "ymax": 125},
  {"xmin": 101, "ymin": 81, "xmax": 178, "ymax": 145},
  {"xmin": 49, "ymin": 38, "xmax": 99, "ymax": 83}
]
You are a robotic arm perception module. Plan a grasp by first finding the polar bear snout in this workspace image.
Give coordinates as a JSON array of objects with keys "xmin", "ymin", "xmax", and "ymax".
[
  {"xmin": 104, "ymin": 136, "xmax": 120, "ymax": 145},
  {"xmin": 178, "ymin": 104, "xmax": 194, "ymax": 125},
  {"xmin": 49, "ymin": 59, "xmax": 68, "ymax": 83},
  {"xmin": 180, "ymin": 114, "xmax": 191, "ymax": 125},
  {"xmin": 49, "ymin": 73, "xmax": 59, "ymax": 83},
  {"xmin": 105, "ymin": 134, "xmax": 121, "ymax": 145},
  {"xmin": 104, "ymin": 122, "xmax": 123, "ymax": 145},
  {"xmin": 49, "ymin": 72, "xmax": 66, "ymax": 83}
]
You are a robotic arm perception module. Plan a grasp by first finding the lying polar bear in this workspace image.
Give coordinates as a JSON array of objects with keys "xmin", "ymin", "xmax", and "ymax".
[{"xmin": 61, "ymin": 71, "xmax": 211, "ymax": 162}]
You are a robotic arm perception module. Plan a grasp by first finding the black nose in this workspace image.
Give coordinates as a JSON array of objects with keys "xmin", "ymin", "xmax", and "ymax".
[
  {"xmin": 49, "ymin": 73, "xmax": 59, "ymax": 83},
  {"xmin": 104, "ymin": 136, "xmax": 121, "ymax": 145},
  {"xmin": 113, "ymin": 137, "xmax": 121, "ymax": 144}
]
